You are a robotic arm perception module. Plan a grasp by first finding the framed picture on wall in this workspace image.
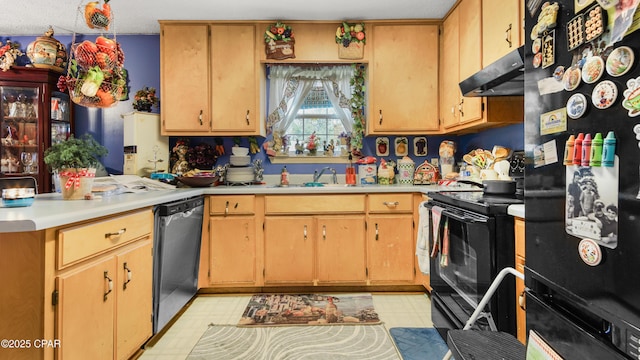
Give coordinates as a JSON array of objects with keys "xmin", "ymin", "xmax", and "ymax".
[
  {"xmin": 413, "ymin": 137, "xmax": 427, "ymax": 157},
  {"xmin": 395, "ymin": 137, "xmax": 408, "ymax": 156}
]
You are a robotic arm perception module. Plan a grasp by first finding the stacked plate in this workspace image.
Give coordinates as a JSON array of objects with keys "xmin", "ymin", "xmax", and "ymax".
[
  {"xmin": 226, "ymin": 166, "xmax": 254, "ymax": 183},
  {"xmin": 230, "ymin": 155, "xmax": 251, "ymax": 166}
]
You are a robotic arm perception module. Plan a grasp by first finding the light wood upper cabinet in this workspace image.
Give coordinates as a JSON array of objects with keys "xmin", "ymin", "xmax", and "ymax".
[
  {"xmin": 440, "ymin": 0, "xmax": 524, "ymax": 133},
  {"xmin": 439, "ymin": 0, "xmax": 484, "ymax": 131},
  {"xmin": 482, "ymin": 0, "xmax": 523, "ymax": 67},
  {"xmin": 369, "ymin": 23, "xmax": 440, "ymax": 135},
  {"xmin": 160, "ymin": 22, "xmax": 264, "ymax": 136},
  {"xmin": 210, "ymin": 24, "xmax": 260, "ymax": 134},
  {"xmin": 160, "ymin": 23, "xmax": 210, "ymax": 134}
]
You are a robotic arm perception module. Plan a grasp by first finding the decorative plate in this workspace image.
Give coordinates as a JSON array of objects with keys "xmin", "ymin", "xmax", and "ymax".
[
  {"xmin": 533, "ymin": 52, "xmax": 542, "ymax": 68},
  {"xmin": 606, "ymin": 46, "xmax": 634, "ymax": 77},
  {"xmin": 581, "ymin": 56, "xmax": 604, "ymax": 84},
  {"xmin": 562, "ymin": 66, "xmax": 582, "ymax": 91},
  {"xmin": 567, "ymin": 93, "xmax": 588, "ymax": 119},
  {"xmin": 578, "ymin": 238, "xmax": 602, "ymax": 266},
  {"xmin": 552, "ymin": 66, "xmax": 565, "ymax": 81},
  {"xmin": 592, "ymin": 80, "xmax": 618, "ymax": 109},
  {"xmin": 532, "ymin": 38, "xmax": 542, "ymax": 53}
]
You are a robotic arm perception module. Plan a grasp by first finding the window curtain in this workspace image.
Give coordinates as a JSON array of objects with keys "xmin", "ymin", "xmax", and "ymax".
[{"xmin": 266, "ymin": 65, "xmax": 354, "ymax": 135}]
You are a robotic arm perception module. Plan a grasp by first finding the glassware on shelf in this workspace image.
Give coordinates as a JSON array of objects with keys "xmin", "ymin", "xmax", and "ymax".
[{"xmin": 20, "ymin": 151, "xmax": 34, "ymax": 173}]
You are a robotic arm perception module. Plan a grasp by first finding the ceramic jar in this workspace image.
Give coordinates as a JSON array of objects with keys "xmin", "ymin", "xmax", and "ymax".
[
  {"xmin": 397, "ymin": 156, "xmax": 415, "ymax": 185},
  {"xmin": 26, "ymin": 27, "xmax": 67, "ymax": 73}
]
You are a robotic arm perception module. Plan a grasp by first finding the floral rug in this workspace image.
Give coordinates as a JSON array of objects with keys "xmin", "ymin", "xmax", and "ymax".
[{"xmin": 237, "ymin": 293, "xmax": 381, "ymax": 326}]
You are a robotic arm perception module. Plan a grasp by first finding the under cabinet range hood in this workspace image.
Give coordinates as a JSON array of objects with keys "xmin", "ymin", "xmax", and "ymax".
[{"xmin": 459, "ymin": 46, "xmax": 524, "ymax": 97}]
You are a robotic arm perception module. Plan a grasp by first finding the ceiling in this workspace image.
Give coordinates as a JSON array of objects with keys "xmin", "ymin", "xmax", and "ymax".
[{"xmin": 2, "ymin": 0, "xmax": 456, "ymax": 36}]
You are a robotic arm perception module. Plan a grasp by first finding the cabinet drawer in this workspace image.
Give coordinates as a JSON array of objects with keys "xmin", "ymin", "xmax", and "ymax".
[
  {"xmin": 265, "ymin": 195, "xmax": 365, "ymax": 214},
  {"xmin": 368, "ymin": 194, "xmax": 414, "ymax": 213},
  {"xmin": 210, "ymin": 195, "xmax": 255, "ymax": 215},
  {"xmin": 58, "ymin": 210, "xmax": 152, "ymax": 269}
]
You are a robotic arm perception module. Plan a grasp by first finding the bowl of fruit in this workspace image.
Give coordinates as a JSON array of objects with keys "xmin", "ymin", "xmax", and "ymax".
[{"xmin": 177, "ymin": 170, "xmax": 218, "ymax": 187}]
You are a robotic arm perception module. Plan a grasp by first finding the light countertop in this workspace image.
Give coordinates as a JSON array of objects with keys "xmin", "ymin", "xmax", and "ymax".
[{"xmin": 0, "ymin": 182, "xmax": 524, "ymax": 233}]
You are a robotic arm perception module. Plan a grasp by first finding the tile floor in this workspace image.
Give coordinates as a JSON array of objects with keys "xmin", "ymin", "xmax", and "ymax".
[{"xmin": 138, "ymin": 293, "xmax": 433, "ymax": 359}]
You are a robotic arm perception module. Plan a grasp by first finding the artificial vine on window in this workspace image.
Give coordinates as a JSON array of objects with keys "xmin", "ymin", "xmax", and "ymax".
[{"xmin": 350, "ymin": 64, "xmax": 366, "ymax": 156}]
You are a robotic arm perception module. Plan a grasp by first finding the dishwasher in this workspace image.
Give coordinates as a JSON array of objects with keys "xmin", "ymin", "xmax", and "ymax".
[{"xmin": 153, "ymin": 196, "xmax": 204, "ymax": 334}]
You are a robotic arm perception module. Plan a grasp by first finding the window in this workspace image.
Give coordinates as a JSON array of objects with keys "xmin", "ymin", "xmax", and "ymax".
[
  {"xmin": 265, "ymin": 65, "xmax": 355, "ymax": 162},
  {"xmin": 284, "ymin": 81, "xmax": 347, "ymax": 156}
]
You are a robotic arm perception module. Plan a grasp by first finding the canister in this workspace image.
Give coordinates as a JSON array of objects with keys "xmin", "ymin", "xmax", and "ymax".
[{"xmin": 397, "ymin": 156, "xmax": 415, "ymax": 185}]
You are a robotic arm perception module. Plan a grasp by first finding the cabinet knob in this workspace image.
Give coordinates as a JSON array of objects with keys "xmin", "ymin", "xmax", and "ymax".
[
  {"xmin": 505, "ymin": 23, "xmax": 513, "ymax": 48},
  {"xmin": 383, "ymin": 201, "xmax": 399, "ymax": 207},
  {"xmin": 375, "ymin": 223, "xmax": 379, "ymax": 241},
  {"xmin": 246, "ymin": 110, "xmax": 250, "ymax": 125},
  {"xmin": 303, "ymin": 224, "xmax": 308, "ymax": 241},
  {"xmin": 518, "ymin": 290, "xmax": 526, "ymax": 310},
  {"xmin": 379, "ymin": 110, "xmax": 383, "ymax": 125},
  {"xmin": 322, "ymin": 225, "xmax": 326, "ymax": 241},
  {"xmin": 199, "ymin": 109, "xmax": 203, "ymax": 125}
]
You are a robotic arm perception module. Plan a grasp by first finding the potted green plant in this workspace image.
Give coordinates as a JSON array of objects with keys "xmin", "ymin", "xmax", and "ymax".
[{"xmin": 44, "ymin": 134, "xmax": 108, "ymax": 199}]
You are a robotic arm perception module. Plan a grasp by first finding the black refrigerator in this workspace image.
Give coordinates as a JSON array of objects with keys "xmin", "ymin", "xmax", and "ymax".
[{"xmin": 524, "ymin": 1, "xmax": 640, "ymax": 359}]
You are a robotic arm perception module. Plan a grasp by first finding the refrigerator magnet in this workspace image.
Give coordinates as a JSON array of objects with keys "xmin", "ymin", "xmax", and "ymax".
[
  {"xmin": 606, "ymin": 46, "xmax": 634, "ymax": 77},
  {"xmin": 563, "ymin": 66, "xmax": 582, "ymax": 91},
  {"xmin": 622, "ymin": 76, "xmax": 640, "ymax": 116},
  {"xmin": 592, "ymin": 80, "xmax": 618, "ymax": 109},
  {"xmin": 581, "ymin": 56, "xmax": 604, "ymax": 84},
  {"xmin": 567, "ymin": 93, "xmax": 588, "ymax": 119},
  {"xmin": 542, "ymin": 30, "xmax": 556, "ymax": 68},
  {"xmin": 578, "ymin": 238, "xmax": 602, "ymax": 266}
]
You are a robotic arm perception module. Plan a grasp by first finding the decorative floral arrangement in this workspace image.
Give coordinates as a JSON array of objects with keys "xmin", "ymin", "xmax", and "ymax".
[
  {"xmin": 264, "ymin": 22, "xmax": 294, "ymax": 43},
  {"xmin": 0, "ymin": 40, "xmax": 23, "ymax": 72},
  {"xmin": 335, "ymin": 22, "xmax": 365, "ymax": 47},
  {"xmin": 306, "ymin": 132, "xmax": 320, "ymax": 154},
  {"xmin": 133, "ymin": 86, "xmax": 158, "ymax": 111},
  {"xmin": 186, "ymin": 142, "xmax": 218, "ymax": 170}
]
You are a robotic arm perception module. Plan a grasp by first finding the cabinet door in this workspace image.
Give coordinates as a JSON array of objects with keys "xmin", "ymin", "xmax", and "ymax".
[
  {"xmin": 370, "ymin": 24, "xmax": 439, "ymax": 134},
  {"xmin": 161, "ymin": 23, "xmax": 210, "ymax": 133},
  {"xmin": 56, "ymin": 257, "xmax": 116, "ymax": 360},
  {"xmin": 458, "ymin": 0, "xmax": 483, "ymax": 124},
  {"xmin": 209, "ymin": 216, "xmax": 257, "ymax": 285},
  {"xmin": 366, "ymin": 215, "xmax": 415, "ymax": 283},
  {"xmin": 116, "ymin": 240, "xmax": 153, "ymax": 360},
  {"xmin": 316, "ymin": 215, "xmax": 366, "ymax": 284},
  {"xmin": 264, "ymin": 216, "xmax": 314, "ymax": 284},
  {"xmin": 440, "ymin": 9, "xmax": 460, "ymax": 130},
  {"xmin": 515, "ymin": 259, "xmax": 526, "ymax": 344},
  {"xmin": 482, "ymin": 0, "xmax": 521, "ymax": 66},
  {"xmin": 210, "ymin": 24, "xmax": 258, "ymax": 133}
]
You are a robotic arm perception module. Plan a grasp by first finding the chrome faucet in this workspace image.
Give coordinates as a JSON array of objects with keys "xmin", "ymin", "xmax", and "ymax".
[{"xmin": 313, "ymin": 167, "xmax": 338, "ymax": 184}]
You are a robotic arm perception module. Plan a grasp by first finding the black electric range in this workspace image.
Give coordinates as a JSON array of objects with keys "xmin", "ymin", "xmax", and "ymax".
[{"xmin": 428, "ymin": 190, "xmax": 523, "ymax": 216}]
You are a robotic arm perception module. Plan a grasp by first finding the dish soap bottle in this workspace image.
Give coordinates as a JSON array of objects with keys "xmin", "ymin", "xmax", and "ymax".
[{"xmin": 280, "ymin": 166, "xmax": 290, "ymax": 186}]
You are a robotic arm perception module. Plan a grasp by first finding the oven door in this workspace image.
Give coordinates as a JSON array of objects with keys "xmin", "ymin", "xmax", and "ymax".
[
  {"xmin": 427, "ymin": 200, "xmax": 517, "ymax": 336},
  {"xmin": 429, "ymin": 203, "xmax": 495, "ymax": 309}
]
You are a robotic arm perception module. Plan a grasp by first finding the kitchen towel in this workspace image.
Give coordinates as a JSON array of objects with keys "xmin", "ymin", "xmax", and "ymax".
[
  {"xmin": 430, "ymin": 205, "xmax": 444, "ymax": 258},
  {"xmin": 416, "ymin": 201, "xmax": 430, "ymax": 274}
]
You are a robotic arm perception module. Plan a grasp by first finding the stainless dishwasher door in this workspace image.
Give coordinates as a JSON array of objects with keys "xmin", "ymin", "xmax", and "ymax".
[{"xmin": 153, "ymin": 196, "xmax": 204, "ymax": 334}]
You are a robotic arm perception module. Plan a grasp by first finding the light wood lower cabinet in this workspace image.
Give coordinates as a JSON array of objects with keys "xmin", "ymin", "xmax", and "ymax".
[
  {"xmin": 209, "ymin": 216, "xmax": 257, "ymax": 285},
  {"xmin": 366, "ymin": 214, "xmax": 415, "ymax": 283},
  {"xmin": 264, "ymin": 216, "xmax": 315, "ymax": 285},
  {"xmin": 0, "ymin": 209, "xmax": 153, "ymax": 360},
  {"xmin": 316, "ymin": 215, "xmax": 367, "ymax": 284}
]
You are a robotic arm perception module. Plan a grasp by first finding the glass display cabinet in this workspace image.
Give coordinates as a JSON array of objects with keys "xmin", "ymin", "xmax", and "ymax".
[{"xmin": 1, "ymin": 67, "xmax": 73, "ymax": 193}]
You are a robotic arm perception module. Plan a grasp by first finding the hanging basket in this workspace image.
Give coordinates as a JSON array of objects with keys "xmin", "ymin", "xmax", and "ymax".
[
  {"xmin": 338, "ymin": 42, "xmax": 364, "ymax": 60},
  {"xmin": 67, "ymin": 76, "xmax": 123, "ymax": 108},
  {"xmin": 265, "ymin": 39, "xmax": 295, "ymax": 60}
]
